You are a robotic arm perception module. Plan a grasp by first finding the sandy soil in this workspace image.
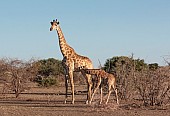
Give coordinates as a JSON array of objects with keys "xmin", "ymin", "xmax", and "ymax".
[{"xmin": 0, "ymin": 83, "xmax": 170, "ymax": 116}]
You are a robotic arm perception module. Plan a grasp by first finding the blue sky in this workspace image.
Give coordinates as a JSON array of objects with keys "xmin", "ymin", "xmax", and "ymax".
[{"xmin": 0, "ymin": 0, "xmax": 170, "ymax": 67}]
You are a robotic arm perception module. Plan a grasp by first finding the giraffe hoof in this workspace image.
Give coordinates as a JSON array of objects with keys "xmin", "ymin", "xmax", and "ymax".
[
  {"xmin": 64, "ymin": 100, "xmax": 67, "ymax": 104},
  {"xmin": 86, "ymin": 100, "xmax": 89, "ymax": 104},
  {"xmin": 71, "ymin": 100, "xmax": 75, "ymax": 104}
]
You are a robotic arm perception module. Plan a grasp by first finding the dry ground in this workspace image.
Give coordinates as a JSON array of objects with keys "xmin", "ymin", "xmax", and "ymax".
[{"xmin": 0, "ymin": 83, "xmax": 170, "ymax": 116}]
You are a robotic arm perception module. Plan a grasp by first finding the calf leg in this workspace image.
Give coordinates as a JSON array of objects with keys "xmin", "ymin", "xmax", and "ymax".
[
  {"xmin": 100, "ymin": 85, "xmax": 103, "ymax": 104},
  {"xmin": 90, "ymin": 77, "xmax": 101, "ymax": 104},
  {"xmin": 106, "ymin": 85, "xmax": 112, "ymax": 104},
  {"xmin": 113, "ymin": 86, "xmax": 119, "ymax": 105}
]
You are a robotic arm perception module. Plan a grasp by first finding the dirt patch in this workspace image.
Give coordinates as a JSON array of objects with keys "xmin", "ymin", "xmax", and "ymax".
[{"xmin": 0, "ymin": 83, "xmax": 170, "ymax": 116}]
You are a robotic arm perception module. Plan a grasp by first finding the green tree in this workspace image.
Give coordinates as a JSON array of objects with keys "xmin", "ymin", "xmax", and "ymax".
[
  {"xmin": 37, "ymin": 58, "xmax": 64, "ymax": 76},
  {"xmin": 104, "ymin": 56, "xmax": 147, "ymax": 73},
  {"xmin": 35, "ymin": 58, "xmax": 64, "ymax": 87},
  {"xmin": 148, "ymin": 63, "xmax": 159, "ymax": 71}
]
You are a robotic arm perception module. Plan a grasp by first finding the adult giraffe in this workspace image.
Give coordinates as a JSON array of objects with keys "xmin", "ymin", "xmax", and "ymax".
[{"xmin": 50, "ymin": 19, "xmax": 93, "ymax": 104}]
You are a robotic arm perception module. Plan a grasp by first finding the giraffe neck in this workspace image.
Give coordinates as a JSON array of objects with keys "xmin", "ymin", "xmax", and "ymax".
[{"xmin": 56, "ymin": 26, "xmax": 75, "ymax": 58}]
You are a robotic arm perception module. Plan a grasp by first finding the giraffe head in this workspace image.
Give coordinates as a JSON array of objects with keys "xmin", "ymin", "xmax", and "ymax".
[{"xmin": 50, "ymin": 19, "xmax": 59, "ymax": 31}]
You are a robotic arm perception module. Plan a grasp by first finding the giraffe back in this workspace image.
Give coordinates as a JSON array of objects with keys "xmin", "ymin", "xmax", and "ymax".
[
  {"xmin": 80, "ymin": 69, "xmax": 109, "ymax": 78},
  {"xmin": 73, "ymin": 53, "xmax": 93, "ymax": 69}
]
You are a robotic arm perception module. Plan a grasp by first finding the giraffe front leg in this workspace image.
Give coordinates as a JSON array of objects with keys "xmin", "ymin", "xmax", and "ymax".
[
  {"xmin": 69, "ymin": 71, "xmax": 75, "ymax": 104},
  {"xmin": 64, "ymin": 74, "xmax": 69, "ymax": 104},
  {"xmin": 100, "ymin": 86, "xmax": 103, "ymax": 104},
  {"xmin": 63, "ymin": 62, "xmax": 69, "ymax": 104},
  {"xmin": 90, "ymin": 77, "xmax": 101, "ymax": 104},
  {"xmin": 86, "ymin": 74, "xmax": 92, "ymax": 104}
]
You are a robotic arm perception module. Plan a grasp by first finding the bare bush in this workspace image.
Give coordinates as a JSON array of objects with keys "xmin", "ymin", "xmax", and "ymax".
[
  {"xmin": 0, "ymin": 58, "xmax": 38, "ymax": 98},
  {"xmin": 104, "ymin": 56, "xmax": 170, "ymax": 106},
  {"xmin": 135, "ymin": 66, "xmax": 170, "ymax": 106},
  {"xmin": 163, "ymin": 56, "xmax": 170, "ymax": 66}
]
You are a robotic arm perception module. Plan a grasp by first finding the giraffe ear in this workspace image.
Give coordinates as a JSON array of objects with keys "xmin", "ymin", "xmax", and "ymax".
[{"xmin": 57, "ymin": 21, "xmax": 59, "ymax": 25}]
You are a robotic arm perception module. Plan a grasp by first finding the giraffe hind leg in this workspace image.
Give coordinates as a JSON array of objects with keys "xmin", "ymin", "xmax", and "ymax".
[
  {"xmin": 113, "ymin": 86, "xmax": 119, "ymax": 105},
  {"xmin": 111, "ymin": 84, "xmax": 119, "ymax": 105},
  {"xmin": 106, "ymin": 85, "xmax": 112, "ymax": 104}
]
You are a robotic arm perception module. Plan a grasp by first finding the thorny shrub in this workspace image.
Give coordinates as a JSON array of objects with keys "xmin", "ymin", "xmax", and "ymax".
[
  {"xmin": 0, "ymin": 58, "xmax": 38, "ymax": 98},
  {"xmin": 104, "ymin": 56, "xmax": 170, "ymax": 106}
]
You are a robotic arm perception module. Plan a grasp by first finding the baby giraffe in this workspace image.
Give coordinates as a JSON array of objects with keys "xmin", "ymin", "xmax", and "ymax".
[{"xmin": 79, "ymin": 68, "xmax": 119, "ymax": 105}]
